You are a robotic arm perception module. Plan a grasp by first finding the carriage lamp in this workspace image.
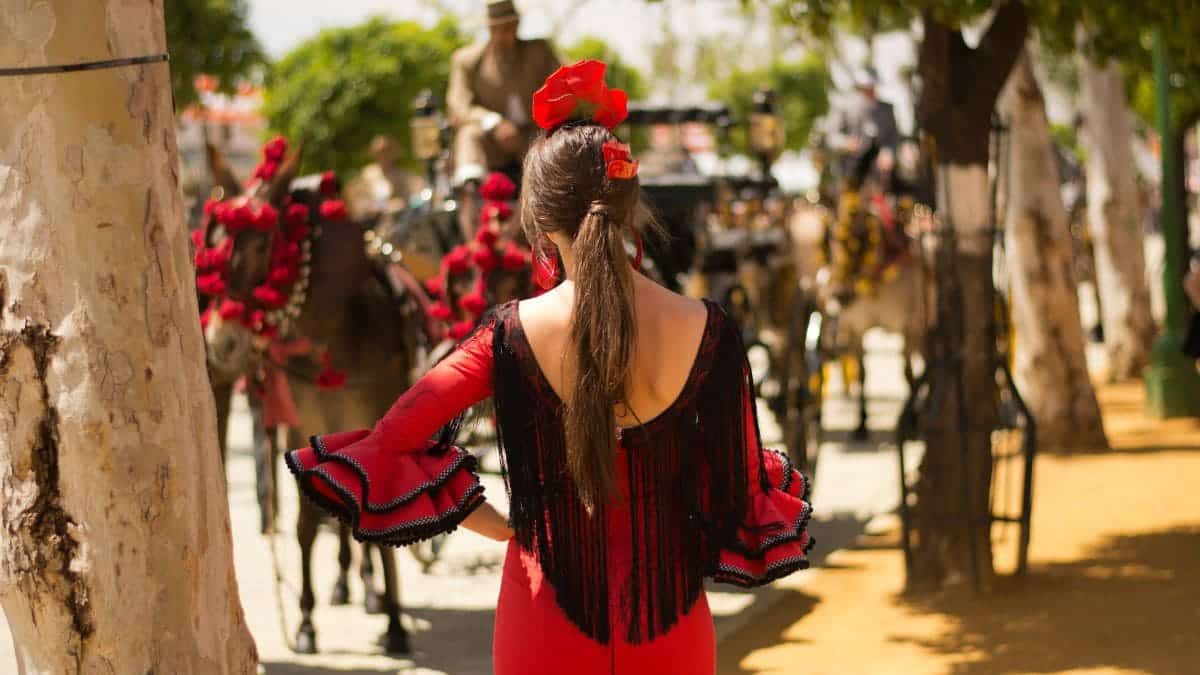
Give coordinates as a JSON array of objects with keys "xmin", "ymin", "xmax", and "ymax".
[
  {"xmin": 411, "ymin": 90, "xmax": 443, "ymax": 162},
  {"xmin": 749, "ymin": 89, "xmax": 785, "ymax": 172}
]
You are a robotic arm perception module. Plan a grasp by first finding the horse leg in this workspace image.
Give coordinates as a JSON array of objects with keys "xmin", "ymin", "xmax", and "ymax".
[
  {"xmin": 295, "ymin": 496, "xmax": 320, "ymax": 654},
  {"xmin": 330, "ymin": 524, "xmax": 352, "ymax": 606},
  {"xmin": 362, "ymin": 544, "xmax": 385, "ymax": 614},
  {"xmin": 853, "ymin": 345, "xmax": 869, "ymax": 441},
  {"xmin": 378, "ymin": 546, "xmax": 411, "ymax": 655}
]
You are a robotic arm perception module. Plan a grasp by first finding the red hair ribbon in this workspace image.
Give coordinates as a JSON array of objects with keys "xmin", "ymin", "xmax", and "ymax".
[
  {"xmin": 532, "ymin": 60, "xmax": 629, "ymax": 131},
  {"xmin": 602, "ymin": 141, "xmax": 638, "ymax": 180}
]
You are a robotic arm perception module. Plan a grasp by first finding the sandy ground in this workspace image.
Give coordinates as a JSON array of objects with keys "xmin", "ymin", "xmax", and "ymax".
[{"xmin": 717, "ymin": 380, "xmax": 1200, "ymax": 675}]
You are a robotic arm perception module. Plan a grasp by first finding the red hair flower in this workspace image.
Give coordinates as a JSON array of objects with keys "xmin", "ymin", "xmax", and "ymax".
[
  {"xmin": 319, "ymin": 171, "xmax": 339, "ymax": 197},
  {"xmin": 532, "ymin": 60, "xmax": 629, "ymax": 131},
  {"xmin": 480, "ymin": 172, "xmax": 517, "ymax": 201},
  {"xmin": 602, "ymin": 141, "xmax": 639, "ymax": 180},
  {"xmin": 319, "ymin": 199, "xmax": 347, "ymax": 222}
]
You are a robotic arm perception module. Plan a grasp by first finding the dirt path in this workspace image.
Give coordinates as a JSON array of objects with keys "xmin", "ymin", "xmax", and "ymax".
[{"xmin": 718, "ymin": 381, "xmax": 1200, "ymax": 675}]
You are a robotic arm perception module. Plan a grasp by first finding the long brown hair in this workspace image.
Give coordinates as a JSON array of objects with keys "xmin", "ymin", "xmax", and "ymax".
[{"xmin": 520, "ymin": 122, "xmax": 643, "ymax": 509}]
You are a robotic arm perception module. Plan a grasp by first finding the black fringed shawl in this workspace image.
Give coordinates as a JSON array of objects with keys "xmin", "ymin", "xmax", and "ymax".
[{"xmin": 487, "ymin": 299, "xmax": 766, "ymax": 645}]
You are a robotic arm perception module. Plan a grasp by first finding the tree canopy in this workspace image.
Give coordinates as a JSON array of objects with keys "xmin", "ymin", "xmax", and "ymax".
[
  {"xmin": 563, "ymin": 36, "xmax": 649, "ymax": 101},
  {"xmin": 707, "ymin": 54, "xmax": 832, "ymax": 153},
  {"xmin": 164, "ymin": 0, "xmax": 266, "ymax": 107},
  {"xmin": 262, "ymin": 17, "xmax": 466, "ymax": 177}
]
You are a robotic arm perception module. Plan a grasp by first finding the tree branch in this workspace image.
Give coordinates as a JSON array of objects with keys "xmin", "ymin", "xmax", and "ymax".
[{"xmin": 973, "ymin": 1, "xmax": 1030, "ymax": 106}]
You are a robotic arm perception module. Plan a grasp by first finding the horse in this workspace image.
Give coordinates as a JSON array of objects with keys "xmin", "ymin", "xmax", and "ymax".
[
  {"xmin": 789, "ymin": 150, "xmax": 931, "ymax": 443},
  {"xmin": 199, "ymin": 139, "xmax": 422, "ymax": 654}
]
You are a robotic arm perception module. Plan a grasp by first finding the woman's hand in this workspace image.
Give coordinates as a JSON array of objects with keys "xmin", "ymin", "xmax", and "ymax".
[{"xmin": 461, "ymin": 501, "xmax": 515, "ymax": 542}]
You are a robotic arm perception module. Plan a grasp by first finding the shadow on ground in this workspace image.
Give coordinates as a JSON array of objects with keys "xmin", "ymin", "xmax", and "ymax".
[{"xmin": 891, "ymin": 526, "xmax": 1200, "ymax": 675}]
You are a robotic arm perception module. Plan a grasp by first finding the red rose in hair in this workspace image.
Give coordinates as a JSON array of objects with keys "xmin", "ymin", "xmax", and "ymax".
[
  {"xmin": 424, "ymin": 276, "xmax": 444, "ymax": 298},
  {"xmin": 254, "ymin": 203, "xmax": 279, "ymax": 231},
  {"xmin": 480, "ymin": 172, "xmax": 517, "ymax": 201},
  {"xmin": 253, "ymin": 285, "xmax": 288, "ymax": 309},
  {"xmin": 285, "ymin": 203, "xmax": 309, "ymax": 227},
  {"xmin": 319, "ymin": 199, "xmax": 347, "ymax": 222},
  {"xmin": 448, "ymin": 320, "xmax": 476, "ymax": 341},
  {"xmin": 196, "ymin": 272, "xmax": 226, "ymax": 296},
  {"xmin": 319, "ymin": 171, "xmax": 339, "ymax": 197},
  {"xmin": 532, "ymin": 60, "xmax": 629, "ymax": 131},
  {"xmin": 264, "ymin": 136, "xmax": 288, "ymax": 161}
]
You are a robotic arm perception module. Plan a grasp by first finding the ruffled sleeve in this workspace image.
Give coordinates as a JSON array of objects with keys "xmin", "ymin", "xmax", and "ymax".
[
  {"xmin": 285, "ymin": 317, "xmax": 496, "ymax": 547},
  {"xmin": 709, "ymin": 330, "xmax": 814, "ymax": 588}
]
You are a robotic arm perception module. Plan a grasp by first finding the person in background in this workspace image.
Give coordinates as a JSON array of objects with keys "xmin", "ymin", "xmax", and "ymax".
[
  {"xmin": 447, "ymin": 0, "xmax": 559, "ymax": 233},
  {"xmin": 827, "ymin": 67, "xmax": 900, "ymax": 187}
]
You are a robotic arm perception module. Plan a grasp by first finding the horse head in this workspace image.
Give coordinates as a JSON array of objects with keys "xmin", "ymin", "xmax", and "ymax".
[{"xmin": 195, "ymin": 137, "xmax": 346, "ymax": 384}]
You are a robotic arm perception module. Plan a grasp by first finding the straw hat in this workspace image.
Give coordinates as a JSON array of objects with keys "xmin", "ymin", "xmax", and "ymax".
[{"xmin": 487, "ymin": 0, "xmax": 520, "ymax": 26}]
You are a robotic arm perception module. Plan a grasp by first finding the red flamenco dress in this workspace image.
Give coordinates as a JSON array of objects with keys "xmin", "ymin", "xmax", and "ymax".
[{"xmin": 286, "ymin": 300, "xmax": 813, "ymax": 674}]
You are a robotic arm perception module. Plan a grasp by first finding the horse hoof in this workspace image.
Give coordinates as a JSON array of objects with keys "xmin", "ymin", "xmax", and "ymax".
[
  {"xmin": 851, "ymin": 427, "xmax": 869, "ymax": 442},
  {"xmin": 294, "ymin": 625, "xmax": 318, "ymax": 654},
  {"xmin": 330, "ymin": 580, "xmax": 350, "ymax": 606},
  {"xmin": 379, "ymin": 628, "xmax": 411, "ymax": 655},
  {"xmin": 364, "ymin": 591, "xmax": 386, "ymax": 615}
]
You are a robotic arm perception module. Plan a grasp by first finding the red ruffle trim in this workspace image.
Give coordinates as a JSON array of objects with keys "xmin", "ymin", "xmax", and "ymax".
[
  {"xmin": 711, "ymin": 449, "xmax": 814, "ymax": 587},
  {"xmin": 285, "ymin": 429, "xmax": 485, "ymax": 547}
]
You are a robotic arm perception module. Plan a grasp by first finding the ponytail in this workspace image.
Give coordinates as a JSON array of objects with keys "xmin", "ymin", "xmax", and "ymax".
[{"xmin": 566, "ymin": 204, "xmax": 636, "ymax": 509}]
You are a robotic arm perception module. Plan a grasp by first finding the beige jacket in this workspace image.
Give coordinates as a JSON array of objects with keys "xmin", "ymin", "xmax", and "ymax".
[{"xmin": 446, "ymin": 38, "xmax": 560, "ymax": 130}]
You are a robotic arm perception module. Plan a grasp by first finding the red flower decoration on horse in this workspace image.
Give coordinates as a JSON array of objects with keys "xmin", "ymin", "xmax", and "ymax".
[{"xmin": 532, "ymin": 60, "xmax": 629, "ymax": 131}]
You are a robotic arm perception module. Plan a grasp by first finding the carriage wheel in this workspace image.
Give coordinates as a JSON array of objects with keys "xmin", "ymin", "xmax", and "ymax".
[{"xmin": 409, "ymin": 534, "xmax": 448, "ymax": 573}]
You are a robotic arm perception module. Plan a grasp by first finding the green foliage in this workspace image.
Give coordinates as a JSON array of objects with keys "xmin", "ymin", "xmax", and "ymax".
[
  {"xmin": 262, "ymin": 17, "xmax": 467, "ymax": 177},
  {"xmin": 1050, "ymin": 121, "xmax": 1086, "ymax": 163},
  {"xmin": 707, "ymin": 53, "xmax": 832, "ymax": 153},
  {"xmin": 164, "ymin": 0, "xmax": 266, "ymax": 108},
  {"xmin": 563, "ymin": 36, "xmax": 648, "ymax": 101}
]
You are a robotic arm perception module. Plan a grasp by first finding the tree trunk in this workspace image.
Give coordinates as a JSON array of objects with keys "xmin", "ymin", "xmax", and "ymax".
[
  {"xmin": 1078, "ymin": 44, "xmax": 1156, "ymax": 380},
  {"xmin": 910, "ymin": 4, "xmax": 1028, "ymax": 593},
  {"xmin": 1001, "ymin": 50, "xmax": 1108, "ymax": 451},
  {"xmin": 0, "ymin": 3, "xmax": 257, "ymax": 673}
]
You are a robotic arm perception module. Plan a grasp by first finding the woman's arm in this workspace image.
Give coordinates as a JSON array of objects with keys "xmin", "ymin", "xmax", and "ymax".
[{"xmin": 461, "ymin": 501, "xmax": 514, "ymax": 542}]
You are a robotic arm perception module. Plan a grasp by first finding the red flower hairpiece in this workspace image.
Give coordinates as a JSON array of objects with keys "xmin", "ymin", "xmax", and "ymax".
[
  {"xmin": 602, "ymin": 141, "xmax": 639, "ymax": 180},
  {"xmin": 532, "ymin": 60, "xmax": 629, "ymax": 131}
]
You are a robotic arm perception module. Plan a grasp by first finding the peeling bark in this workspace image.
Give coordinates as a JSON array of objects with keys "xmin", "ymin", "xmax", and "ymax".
[
  {"xmin": 1078, "ymin": 36, "xmax": 1156, "ymax": 381},
  {"xmin": 0, "ymin": 2, "xmax": 257, "ymax": 673},
  {"xmin": 1001, "ymin": 50, "xmax": 1108, "ymax": 451}
]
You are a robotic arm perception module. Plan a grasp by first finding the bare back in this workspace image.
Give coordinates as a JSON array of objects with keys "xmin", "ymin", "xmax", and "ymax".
[{"xmin": 517, "ymin": 273, "xmax": 709, "ymax": 429}]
